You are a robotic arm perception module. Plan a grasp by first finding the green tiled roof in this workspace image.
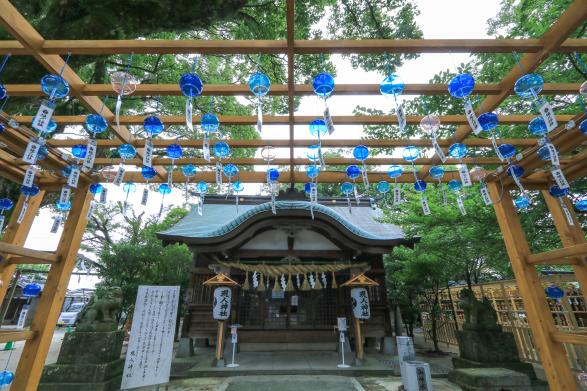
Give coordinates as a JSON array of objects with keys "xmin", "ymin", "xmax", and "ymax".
[{"xmin": 158, "ymin": 200, "xmax": 404, "ymax": 241}]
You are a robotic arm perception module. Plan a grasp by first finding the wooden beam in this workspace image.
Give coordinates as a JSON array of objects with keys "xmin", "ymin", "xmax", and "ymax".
[
  {"xmin": 0, "ymin": 242, "xmax": 58, "ymax": 263},
  {"xmin": 0, "ymin": 38, "xmax": 585, "ymax": 55},
  {"xmin": 0, "ymin": 191, "xmax": 45, "ymax": 306},
  {"xmin": 286, "ymin": 0, "xmax": 295, "ymax": 182},
  {"xmin": 420, "ymin": 0, "xmax": 587, "ymax": 180},
  {"xmin": 7, "ymin": 256, "xmax": 57, "ymax": 265},
  {"xmin": 13, "ymin": 181, "xmax": 93, "ymax": 390},
  {"xmin": 89, "ymin": 156, "xmax": 532, "ymax": 167},
  {"xmin": 488, "ymin": 182, "xmax": 577, "ymax": 391},
  {"xmin": 527, "ymin": 243, "xmax": 587, "ymax": 265},
  {"xmin": 0, "ymin": 330, "xmax": 35, "ymax": 343},
  {"xmin": 12, "ymin": 114, "xmax": 575, "ymax": 126},
  {"xmin": 0, "ymin": 1, "xmax": 167, "ymax": 181},
  {"xmin": 552, "ymin": 332, "xmax": 587, "ymax": 345},
  {"xmin": 3, "ymin": 83, "xmax": 581, "ymax": 97},
  {"xmin": 542, "ymin": 192, "xmax": 587, "ymax": 307},
  {"xmin": 46, "ymin": 137, "xmax": 539, "ymax": 148}
]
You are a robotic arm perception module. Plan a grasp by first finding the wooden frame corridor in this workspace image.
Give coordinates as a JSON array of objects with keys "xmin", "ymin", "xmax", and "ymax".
[{"xmin": 0, "ymin": 0, "xmax": 585, "ymax": 389}]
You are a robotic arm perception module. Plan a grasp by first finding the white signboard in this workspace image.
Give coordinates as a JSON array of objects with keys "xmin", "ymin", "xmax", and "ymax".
[
  {"xmin": 121, "ymin": 285, "xmax": 180, "ymax": 390},
  {"xmin": 351, "ymin": 287, "xmax": 370, "ymax": 320},
  {"xmin": 212, "ymin": 286, "xmax": 232, "ymax": 321},
  {"xmin": 337, "ymin": 317, "xmax": 347, "ymax": 332},
  {"xmin": 16, "ymin": 306, "xmax": 29, "ymax": 330}
]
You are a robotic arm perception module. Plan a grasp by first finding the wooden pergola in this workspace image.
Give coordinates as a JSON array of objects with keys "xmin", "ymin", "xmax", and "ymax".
[{"xmin": 0, "ymin": 0, "xmax": 585, "ymax": 389}]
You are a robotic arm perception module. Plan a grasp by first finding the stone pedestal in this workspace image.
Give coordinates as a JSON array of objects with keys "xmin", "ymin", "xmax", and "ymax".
[
  {"xmin": 452, "ymin": 328, "xmax": 537, "ymax": 381},
  {"xmin": 176, "ymin": 337, "xmax": 194, "ymax": 358},
  {"xmin": 448, "ymin": 368, "xmax": 533, "ymax": 391},
  {"xmin": 39, "ymin": 331, "xmax": 124, "ymax": 391}
]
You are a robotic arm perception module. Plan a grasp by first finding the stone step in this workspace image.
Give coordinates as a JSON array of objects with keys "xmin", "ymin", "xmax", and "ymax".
[{"xmin": 239, "ymin": 342, "xmax": 337, "ymax": 352}]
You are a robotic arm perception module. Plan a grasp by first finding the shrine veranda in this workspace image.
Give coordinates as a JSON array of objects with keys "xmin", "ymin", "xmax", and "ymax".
[{"xmin": 0, "ymin": 0, "xmax": 584, "ymax": 390}]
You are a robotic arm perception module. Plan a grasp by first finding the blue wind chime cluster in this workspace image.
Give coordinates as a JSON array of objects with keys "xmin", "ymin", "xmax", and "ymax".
[{"xmin": 2, "ymin": 52, "xmax": 586, "ymax": 235}]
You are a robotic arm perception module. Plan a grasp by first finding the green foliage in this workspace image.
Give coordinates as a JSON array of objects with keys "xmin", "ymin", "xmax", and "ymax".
[{"xmin": 94, "ymin": 207, "xmax": 192, "ymax": 313}]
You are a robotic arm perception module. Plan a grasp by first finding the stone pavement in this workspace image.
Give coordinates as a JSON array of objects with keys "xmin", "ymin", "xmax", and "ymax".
[{"xmin": 135, "ymin": 375, "xmax": 462, "ymax": 391}]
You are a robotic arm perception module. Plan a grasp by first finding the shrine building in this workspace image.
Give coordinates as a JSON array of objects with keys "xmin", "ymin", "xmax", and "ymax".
[{"xmin": 157, "ymin": 190, "xmax": 416, "ymax": 353}]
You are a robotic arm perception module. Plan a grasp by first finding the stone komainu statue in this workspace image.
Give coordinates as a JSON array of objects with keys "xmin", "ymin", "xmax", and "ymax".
[
  {"xmin": 458, "ymin": 288, "xmax": 500, "ymax": 331},
  {"xmin": 76, "ymin": 287, "xmax": 123, "ymax": 332}
]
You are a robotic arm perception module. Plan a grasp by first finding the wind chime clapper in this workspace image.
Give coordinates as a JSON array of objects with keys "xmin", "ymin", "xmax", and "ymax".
[
  {"xmin": 267, "ymin": 168, "xmax": 280, "ymax": 214},
  {"xmin": 179, "ymin": 57, "xmax": 204, "ymax": 154},
  {"xmin": 387, "ymin": 164, "xmax": 403, "ymax": 206},
  {"xmin": 212, "ymin": 141, "xmax": 230, "ymax": 189},
  {"xmin": 166, "ymin": 143, "xmax": 183, "ymax": 187},
  {"xmin": 313, "ymin": 58, "xmax": 335, "ymax": 135},
  {"xmin": 469, "ymin": 166, "xmax": 493, "ymax": 206},
  {"xmin": 305, "ymin": 164, "xmax": 320, "ymax": 220},
  {"xmin": 143, "ymin": 112, "xmax": 165, "ymax": 168},
  {"xmin": 195, "ymin": 181, "xmax": 209, "ymax": 216},
  {"xmin": 420, "ymin": 114, "xmax": 446, "ymax": 162},
  {"xmin": 380, "ymin": 70, "xmax": 407, "ymax": 133},
  {"xmin": 110, "ymin": 56, "xmax": 139, "ymax": 131},
  {"xmin": 447, "ymin": 179, "xmax": 467, "ymax": 216},
  {"xmin": 447, "ymin": 142, "xmax": 473, "ymax": 188},
  {"xmin": 345, "ymin": 164, "xmax": 361, "ymax": 206},
  {"xmin": 353, "ymin": 145, "xmax": 370, "ymax": 194},
  {"xmin": 52, "ymin": 197, "xmax": 72, "ymax": 234},
  {"xmin": 140, "ymin": 166, "xmax": 157, "ymax": 206},
  {"xmin": 182, "ymin": 164, "xmax": 197, "ymax": 206},
  {"xmin": 0, "ymin": 197, "xmax": 14, "ymax": 231},
  {"xmin": 113, "ymin": 143, "xmax": 137, "ymax": 189},
  {"xmin": 402, "ymin": 145, "xmax": 430, "ymax": 216},
  {"xmin": 223, "ymin": 163, "xmax": 238, "ymax": 196},
  {"xmin": 232, "ymin": 180, "xmax": 245, "ymax": 213},
  {"xmin": 429, "ymin": 165, "xmax": 447, "ymax": 207},
  {"xmin": 157, "ymin": 183, "xmax": 172, "ymax": 216},
  {"xmin": 548, "ymin": 185, "xmax": 576, "ymax": 227},
  {"xmin": 122, "ymin": 182, "xmax": 137, "ymax": 215},
  {"xmin": 309, "ymin": 119, "xmax": 328, "ymax": 169},
  {"xmin": 248, "ymin": 67, "xmax": 271, "ymax": 133},
  {"xmin": 448, "ymin": 72, "xmax": 483, "ymax": 135}
]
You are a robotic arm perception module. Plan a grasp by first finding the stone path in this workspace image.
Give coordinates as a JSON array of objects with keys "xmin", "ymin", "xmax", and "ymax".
[{"xmin": 135, "ymin": 375, "xmax": 463, "ymax": 391}]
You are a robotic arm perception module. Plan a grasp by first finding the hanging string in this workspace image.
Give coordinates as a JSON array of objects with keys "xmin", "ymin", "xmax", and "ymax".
[{"xmin": 0, "ymin": 53, "xmax": 11, "ymax": 74}]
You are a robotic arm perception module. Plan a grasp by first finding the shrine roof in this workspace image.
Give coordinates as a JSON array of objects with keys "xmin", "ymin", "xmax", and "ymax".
[{"xmin": 157, "ymin": 200, "xmax": 408, "ymax": 245}]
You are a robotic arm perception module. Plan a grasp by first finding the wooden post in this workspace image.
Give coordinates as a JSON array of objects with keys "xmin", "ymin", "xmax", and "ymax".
[
  {"xmin": 12, "ymin": 182, "xmax": 93, "ymax": 391},
  {"xmin": 353, "ymin": 316, "xmax": 364, "ymax": 360},
  {"xmin": 488, "ymin": 182, "xmax": 577, "ymax": 391},
  {"xmin": 541, "ymin": 192, "xmax": 587, "ymax": 299},
  {"xmin": 215, "ymin": 321, "xmax": 225, "ymax": 362},
  {"xmin": 0, "ymin": 191, "xmax": 45, "ymax": 305}
]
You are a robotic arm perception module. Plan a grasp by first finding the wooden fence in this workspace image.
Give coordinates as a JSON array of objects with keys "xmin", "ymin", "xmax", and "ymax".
[{"xmin": 420, "ymin": 273, "xmax": 587, "ymax": 371}]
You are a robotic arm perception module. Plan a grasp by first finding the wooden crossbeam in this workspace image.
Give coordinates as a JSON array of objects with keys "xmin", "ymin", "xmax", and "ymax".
[
  {"xmin": 0, "ymin": 1, "xmax": 167, "ymax": 181},
  {"xmin": 0, "ymin": 330, "xmax": 35, "ymax": 343},
  {"xmin": 3, "ymin": 83, "xmax": 581, "ymax": 97},
  {"xmin": 7, "ymin": 256, "xmax": 56, "ymax": 265},
  {"xmin": 526, "ymin": 241, "xmax": 587, "ymax": 265},
  {"xmin": 74, "ymin": 156, "xmax": 573, "ymax": 167},
  {"xmin": 0, "ymin": 38, "xmax": 585, "ymax": 55},
  {"xmin": 0, "ymin": 242, "xmax": 58, "ymax": 263},
  {"xmin": 488, "ymin": 182, "xmax": 577, "ymax": 390},
  {"xmin": 419, "ymin": 0, "xmax": 587, "ymax": 181},
  {"xmin": 42, "ymin": 169, "xmax": 542, "ymax": 186},
  {"xmin": 47, "ymin": 137, "xmax": 538, "ymax": 148},
  {"xmin": 11, "ymin": 114, "xmax": 574, "ymax": 126},
  {"xmin": 552, "ymin": 332, "xmax": 587, "ymax": 345}
]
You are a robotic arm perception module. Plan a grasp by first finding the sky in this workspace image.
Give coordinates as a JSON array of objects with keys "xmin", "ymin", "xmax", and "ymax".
[{"xmin": 21, "ymin": 0, "xmax": 503, "ymax": 290}]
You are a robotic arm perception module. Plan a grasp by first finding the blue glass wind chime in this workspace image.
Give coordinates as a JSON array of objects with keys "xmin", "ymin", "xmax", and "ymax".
[
  {"xmin": 403, "ymin": 146, "xmax": 430, "ymax": 215},
  {"xmin": 261, "ymin": 145, "xmax": 279, "ymax": 214},
  {"xmin": 140, "ymin": 96, "xmax": 166, "ymax": 207}
]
